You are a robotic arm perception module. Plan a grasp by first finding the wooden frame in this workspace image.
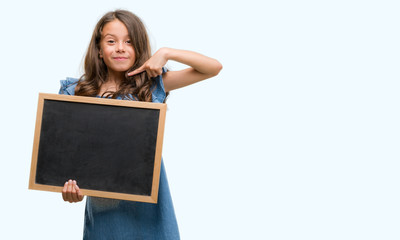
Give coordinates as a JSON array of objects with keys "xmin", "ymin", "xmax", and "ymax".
[{"xmin": 29, "ymin": 93, "xmax": 167, "ymax": 203}]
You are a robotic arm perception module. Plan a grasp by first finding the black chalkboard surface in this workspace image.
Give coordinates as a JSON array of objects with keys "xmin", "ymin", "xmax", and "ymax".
[{"xmin": 29, "ymin": 93, "xmax": 167, "ymax": 203}]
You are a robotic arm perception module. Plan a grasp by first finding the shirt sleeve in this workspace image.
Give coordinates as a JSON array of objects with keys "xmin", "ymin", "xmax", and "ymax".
[
  {"xmin": 151, "ymin": 67, "xmax": 167, "ymax": 103},
  {"xmin": 59, "ymin": 77, "xmax": 79, "ymax": 95}
]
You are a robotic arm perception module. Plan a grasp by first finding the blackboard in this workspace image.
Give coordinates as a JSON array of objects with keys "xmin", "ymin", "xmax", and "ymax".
[{"xmin": 29, "ymin": 93, "xmax": 167, "ymax": 203}]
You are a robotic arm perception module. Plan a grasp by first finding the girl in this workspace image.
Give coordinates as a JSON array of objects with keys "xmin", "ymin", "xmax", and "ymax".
[{"xmin": 60, "ymin": 10, "xmax": 222, "ymax": 240}]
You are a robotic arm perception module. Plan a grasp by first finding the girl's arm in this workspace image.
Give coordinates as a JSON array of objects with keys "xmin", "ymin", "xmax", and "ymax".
[{"xmin": 128, "ymin": 48, "xmax": 222, "ymax": 92}]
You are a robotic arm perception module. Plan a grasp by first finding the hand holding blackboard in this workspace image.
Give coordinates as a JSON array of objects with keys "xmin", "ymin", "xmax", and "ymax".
[{"xmin": 62, "ymin": 180, "xmax": 84, "ymax": 203}]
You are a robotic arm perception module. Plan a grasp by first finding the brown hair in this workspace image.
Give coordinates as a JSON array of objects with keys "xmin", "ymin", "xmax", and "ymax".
[{"xmin": 75, "ymin": 10, "xmax": 155, "ymax": 102}]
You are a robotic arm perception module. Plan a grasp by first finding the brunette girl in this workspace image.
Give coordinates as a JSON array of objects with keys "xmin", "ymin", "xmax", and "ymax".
[{"xmin": 60, "ymin": 9, "xmax": 221, "ymax": 240}]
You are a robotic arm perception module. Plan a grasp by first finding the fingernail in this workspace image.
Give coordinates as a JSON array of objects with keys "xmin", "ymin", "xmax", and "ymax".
[{"xmin": 73, "ymin": 180, "xmax": 76, "ymax": 184}]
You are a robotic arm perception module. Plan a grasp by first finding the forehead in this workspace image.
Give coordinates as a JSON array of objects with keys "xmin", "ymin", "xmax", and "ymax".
[{"xmin": 101, "ymin": 19, "xmax": 129, "ymax": 37}]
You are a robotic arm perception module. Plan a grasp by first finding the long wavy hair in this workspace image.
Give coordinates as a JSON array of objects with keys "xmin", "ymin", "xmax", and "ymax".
[{"xmin": 75, "ymin": 10, "xmax": 157, "ymax": 102}]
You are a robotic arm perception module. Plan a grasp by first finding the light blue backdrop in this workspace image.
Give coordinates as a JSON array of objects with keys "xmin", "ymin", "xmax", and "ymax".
[{"xmin": 1, "ymin": 0, "xmax": 399, "ymax": 239}]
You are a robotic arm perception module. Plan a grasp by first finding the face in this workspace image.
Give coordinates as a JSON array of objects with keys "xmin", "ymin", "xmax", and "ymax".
[{"xmin": 99, "ymin": 20, "xmax": 135, "ymax": 77}]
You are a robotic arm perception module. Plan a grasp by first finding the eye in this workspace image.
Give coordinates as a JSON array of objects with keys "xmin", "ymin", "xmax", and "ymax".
[
  {"xmin": 126, "ymin": 40, "xmax": 132, "ymax": 44},
  {"xmin": 107, "ymin": 40, "xmax": 115, "ymax": 44}
]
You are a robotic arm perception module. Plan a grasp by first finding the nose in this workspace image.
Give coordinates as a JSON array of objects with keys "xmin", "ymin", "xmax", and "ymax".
[{"xmin": 116, "ymin": 42, "xmax": 125, "ymax": 53}]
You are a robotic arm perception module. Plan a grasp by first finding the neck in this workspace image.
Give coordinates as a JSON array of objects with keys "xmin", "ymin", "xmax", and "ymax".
[
  {"xmin": 98, "ymin": 70, "xmax": 124, "ymax": 96},
  {"xmin": 106, "ymin": 70, "xmax": 125, "ymax": 84}
]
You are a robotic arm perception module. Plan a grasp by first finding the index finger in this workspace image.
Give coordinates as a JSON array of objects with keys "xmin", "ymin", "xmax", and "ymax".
[{"xmin": 127, "ymin": 66, "xmax": 145, "ymax": 76}]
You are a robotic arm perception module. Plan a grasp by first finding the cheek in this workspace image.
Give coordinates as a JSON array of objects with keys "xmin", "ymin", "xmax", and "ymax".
[
  {"xmin": 99, "ymin": 44, "xmax": 113, "ymax": 56},
  {"xmin": 127, "ymin": 46, "xmax": 135, "ymax": 57},
  {"xmin": 129, "ymin": 51, "xmax": 136, "ymax": 64},
  {"xmin": 102, "ymin": 48, "xmax": 112, "ymax": 57}
]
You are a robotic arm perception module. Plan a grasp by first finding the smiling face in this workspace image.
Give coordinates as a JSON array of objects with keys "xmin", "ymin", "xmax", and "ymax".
[{"xmin": 99, "ymin": 19, "xmax": 135, "ymax": 80}]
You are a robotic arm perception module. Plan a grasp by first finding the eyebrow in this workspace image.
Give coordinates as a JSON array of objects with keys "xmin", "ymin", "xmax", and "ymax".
[
  {"xmin": 103, "ymin": 33, "xmax": 116, "ymax": 38},
  {"xmin": 103, "ymin": 33, "xmax": 130, "ymax": 38}
]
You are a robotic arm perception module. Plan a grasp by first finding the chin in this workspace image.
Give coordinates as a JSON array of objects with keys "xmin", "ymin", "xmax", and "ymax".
[{"xmin": 112, "ymin": 67, "xmax": 130, "ymax": 73}]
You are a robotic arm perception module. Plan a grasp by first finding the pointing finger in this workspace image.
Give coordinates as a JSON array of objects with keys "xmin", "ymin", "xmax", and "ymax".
[{"xmin": 127, "ymin": 66, "xmax": 145, "ymax": 76}]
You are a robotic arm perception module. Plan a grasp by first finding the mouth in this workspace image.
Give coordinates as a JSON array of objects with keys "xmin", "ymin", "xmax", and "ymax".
[{"xmin": 113, "ymin": 57, "xmax": 128, "ymax": 61}]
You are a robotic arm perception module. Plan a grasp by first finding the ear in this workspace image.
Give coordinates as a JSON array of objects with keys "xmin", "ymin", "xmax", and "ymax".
[{"xmin": 99, "ymin": 49, "xmax": 103, "ymax": 58}]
